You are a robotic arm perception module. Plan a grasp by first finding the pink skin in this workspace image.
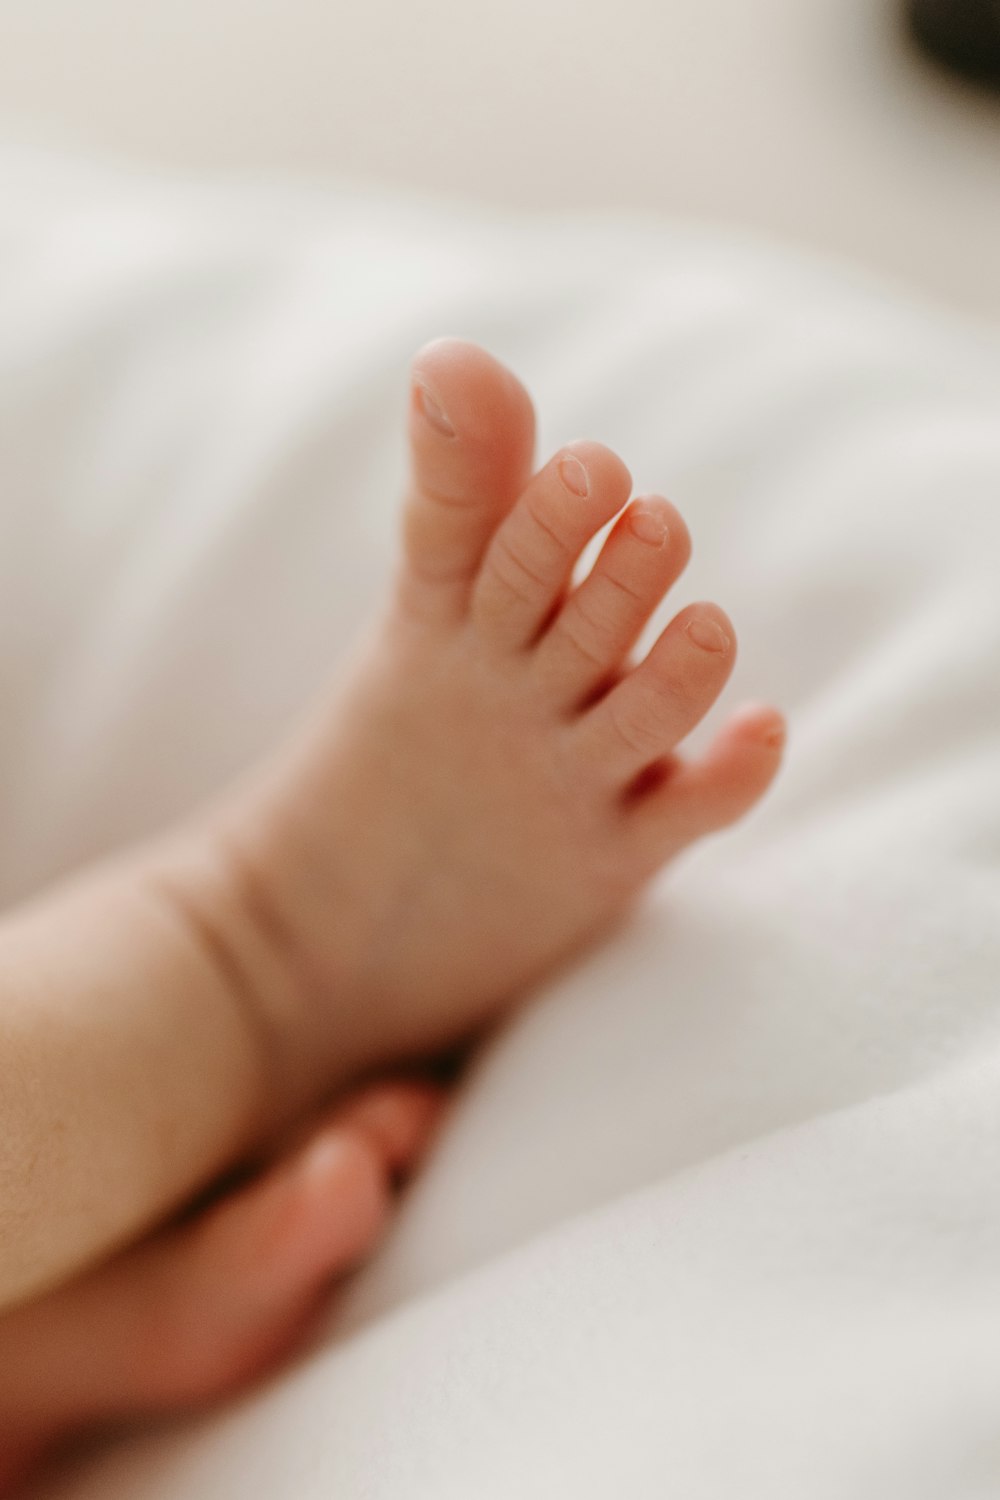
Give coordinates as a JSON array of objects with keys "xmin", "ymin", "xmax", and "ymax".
[{"xmin": 0, "ymin": 1081, "xmax": 444, "ymax": 1494}]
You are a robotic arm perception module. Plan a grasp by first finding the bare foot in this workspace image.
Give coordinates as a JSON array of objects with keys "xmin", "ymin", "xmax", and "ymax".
[
  {"xmin": 173, "ymin": 339, "xmax": 785, "ymax": 1092},
  {"xmin": 0, "ymin": 1081, "xmax": 443, "ymax": 1495}
]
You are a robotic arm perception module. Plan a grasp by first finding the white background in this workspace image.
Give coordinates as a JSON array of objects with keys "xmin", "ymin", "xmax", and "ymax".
[{"xmin": 0, "ymin": 0, "xmax": 998, "ymax": 314}]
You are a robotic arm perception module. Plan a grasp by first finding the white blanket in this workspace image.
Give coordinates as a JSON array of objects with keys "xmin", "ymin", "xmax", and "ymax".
[{"xmin": 4, "ymin": 151, "xmax": 1000, "ymax": 1499}]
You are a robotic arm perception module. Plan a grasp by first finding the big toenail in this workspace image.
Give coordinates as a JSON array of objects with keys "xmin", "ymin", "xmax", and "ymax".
[
  {"xmin": 685, "ymin": 617, "xmax": 730, "ymax": 653},
  {"xmin": 558, "ymin": 454, "xmax": 590, "ymax": 497},
  {"xmin": 415, "ymin": 382, "xmax": 456, "ymax": 437},
  {"xmin": 628, "ymin": 506, "xmax": 669, "ymax": 546}
]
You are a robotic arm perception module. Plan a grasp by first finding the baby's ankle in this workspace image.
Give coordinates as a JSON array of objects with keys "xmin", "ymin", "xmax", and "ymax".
[{"xmin": 143, "ymin": 812, "xmax": 364, "ymax": 1131}]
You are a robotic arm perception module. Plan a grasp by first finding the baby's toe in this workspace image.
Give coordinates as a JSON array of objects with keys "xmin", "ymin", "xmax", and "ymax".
[
  {"xmin": 574, "ymin": 602, "xmax": 736, "ymax": 785},
  {"xmin": 532, "ymin": 496, "xmax": 690, "ymax": 708},
  {"xmin": 400, "ymin": 339, "xmax": 536, "ymax": 624},
  {"xmin": 625, "ymin": 703, "xmax": 787, "ymax": 866},
  {"xmin": 470, "ymin": 441, "xmax": 631, "ymax": 650}
]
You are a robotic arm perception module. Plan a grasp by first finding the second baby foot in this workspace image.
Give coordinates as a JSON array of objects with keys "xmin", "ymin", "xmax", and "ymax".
[
  {"xmin": 166, "ymin": 340, "xmax": 786, "ymax": 1097},
  {"xmin": 0, "ymin": 1081, "xmax": 444, "ymax": 1496}
]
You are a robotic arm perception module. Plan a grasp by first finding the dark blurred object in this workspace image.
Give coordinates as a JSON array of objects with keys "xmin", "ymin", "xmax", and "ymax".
[{"xmin": 905, "ymin": 0, "xmax": 1000, "ymax": 92}]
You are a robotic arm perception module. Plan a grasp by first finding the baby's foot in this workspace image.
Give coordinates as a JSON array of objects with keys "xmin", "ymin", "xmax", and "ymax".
[
  {"xmin": 0, "ymin": 1081, "xmax": 443, "ymax": 1495},
  {"xmin": 173, "ymin": 340, "xmax": 785, "ymax": 1097}
]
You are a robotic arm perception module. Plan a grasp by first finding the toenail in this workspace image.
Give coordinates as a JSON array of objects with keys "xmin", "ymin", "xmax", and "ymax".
[
  {"xmin": 685, "ymin": 616, "xmax": 730, "ymax": 653},
  {"xmin": 414, "ymin": 381, "xmax": 456, "ymax": 438},
  {"xmin": 628, "ymin": 505, "xmax": 669, "ymax": 547},
  {"xmin": 558, "ymin": 453, "xmax": 590, "ymax": 497}
]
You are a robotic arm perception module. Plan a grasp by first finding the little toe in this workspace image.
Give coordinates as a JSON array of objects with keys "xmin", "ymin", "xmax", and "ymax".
[
  {"xmin": 470, "ymin": 440, "xmax": 632, "ymax": 650},
  {"xmin": 575, "ymin": 602, "xmax": 736, "ymax": 785},
  {"xmin": 399, "ymin": 338, "xmax": 536, "ymax": 624},
  {"xmin": 625, "ymin": 703, "xmax": 787, "ymax": 867},
  {"xmin": 533, "ymin": 495, "xmax": 690, "ymax": 708}
]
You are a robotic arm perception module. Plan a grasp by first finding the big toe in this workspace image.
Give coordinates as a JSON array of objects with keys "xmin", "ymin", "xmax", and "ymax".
[{"xmin": 399, "ymin": 338, "xmax": 536, "ymax": 623}]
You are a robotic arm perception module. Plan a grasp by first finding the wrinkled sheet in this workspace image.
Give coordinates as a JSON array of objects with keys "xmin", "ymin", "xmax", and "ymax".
[{"xmin": 2, "ymin": 151, "xmax": 1000, "ymax": 1498}]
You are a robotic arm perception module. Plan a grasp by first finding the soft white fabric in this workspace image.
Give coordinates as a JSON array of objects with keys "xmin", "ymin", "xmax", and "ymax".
[{"xmin": 4, "ymin": 151, "xmax": 1000, "ymax": 1498}]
